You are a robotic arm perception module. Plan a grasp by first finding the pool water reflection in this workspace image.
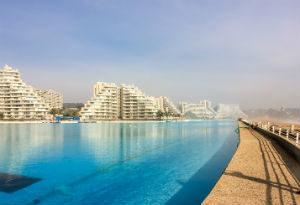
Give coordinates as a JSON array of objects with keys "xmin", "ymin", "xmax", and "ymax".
[{"xmin": 0, "ymin": 120, "xmax": 238, "ymax": 205}]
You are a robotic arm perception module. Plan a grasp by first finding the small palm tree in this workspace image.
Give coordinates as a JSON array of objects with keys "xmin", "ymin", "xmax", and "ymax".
[
  {"xmin": 156, "ymin": 110, "xmax": 164, "ymax": 119},
  {"xmin": 165, "ymin": 112, "xmax": 172, "ymax": 118},
  {"xmin": 50, "ymin": 108, "xmax": 61, "ymax": 116},
  {"xmin": 0, "ymin": 112, "xmax": 4, "ymax": 120}
]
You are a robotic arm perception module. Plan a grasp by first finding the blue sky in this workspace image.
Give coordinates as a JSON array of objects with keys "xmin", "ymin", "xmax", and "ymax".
[{"xmin": 0, "ymin": 0, "xmax": 299, "ymax": 109}]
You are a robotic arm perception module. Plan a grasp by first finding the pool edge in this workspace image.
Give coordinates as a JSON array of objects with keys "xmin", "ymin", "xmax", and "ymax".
[{"xmin": 200, "ymin": 120, "xmax": 241, "ymax": 204}]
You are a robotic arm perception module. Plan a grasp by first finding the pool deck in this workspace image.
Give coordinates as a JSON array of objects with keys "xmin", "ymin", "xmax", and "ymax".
[{"xmin": 203, "ymin": 122, "xmax": 300, "ymax": 205}]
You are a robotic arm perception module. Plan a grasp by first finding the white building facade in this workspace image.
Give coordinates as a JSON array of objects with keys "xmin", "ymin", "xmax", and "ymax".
[
  {"xmin": 0, "ymin": 65, "xmax": 51, "ymax": 120},
  {"xmin": 155, "ymin": 96, "xmax": 181, "ymax": 115},
  {"xmin": 215, "ymin": 104, "xmax": 247, "ymax": 119},
  {"xmin": 81, "ymin": 83, "xmax": 162, "ymax": 121},
  {"xmin": 36, "ymin": 89, "xmax": 63, "ymax": 109},
  {"xmin": 120, "ymin": 84, "xmax": 159, "ymax": 120},
  {"xmin": 80, "ymin": 82, "xmax": 120, "ymax": 122},
  {"xmin": 179, "ymin": 100, "xmax": 216, "ymax": 119}
]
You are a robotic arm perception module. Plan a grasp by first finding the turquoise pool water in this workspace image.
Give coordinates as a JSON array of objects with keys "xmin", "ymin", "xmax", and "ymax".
[{"xmin": 0, "ymin": 120, "xmax": 238, "ymax": 205}]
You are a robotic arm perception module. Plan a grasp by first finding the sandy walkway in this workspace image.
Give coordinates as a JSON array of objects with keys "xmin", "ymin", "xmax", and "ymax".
[{"xmin": 203, "ymin": 122, "xmax": 300, "ymax": 205}]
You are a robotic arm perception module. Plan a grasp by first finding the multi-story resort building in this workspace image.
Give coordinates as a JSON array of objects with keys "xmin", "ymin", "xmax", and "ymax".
[
  {"xmin": 0, "ymin": 65, "xmax": 52, "ymax": 120},
  {"xmin": 120, "ymin": 84, "xmax": 159, "ymax": 120},
  {"xmin": 36, "ymin": 89, "xmax": 63, "ymax": 109},
  {"xmin": 81, "ymin": 83, "xmax": 181, "ymax": 121},
  {"xmin": 215, "ymin": 104, "xmax": 247, "ymax": 119},
  {"xmin": 155, "ymin": 96, "xmax": 181, "ymax": 116},
  {"xmin": 179, "ymin": 100, "xmax": 216, "ymax": 119},
  {"xmin": 80, "ymin": 82, "xmax": 120, "ymax": 122},
  {"xmin": 179, "ymin": 100, "xmax": 247, "ymax": 120}
]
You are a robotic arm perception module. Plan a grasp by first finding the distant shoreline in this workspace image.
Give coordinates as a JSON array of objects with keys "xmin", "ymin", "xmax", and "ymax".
[
  {"xmin": 0, "ymin": 119, "xmax": 236, "ymax": 124},
  {"xmin": 0, "ymin": 121, "xmax": 48, "ymax": 124}
]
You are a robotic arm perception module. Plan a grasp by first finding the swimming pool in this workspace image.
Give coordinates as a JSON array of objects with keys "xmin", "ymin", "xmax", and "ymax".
[{"xmin": 0, "ymin": 120, "xmax": 238, "ymax": 205}]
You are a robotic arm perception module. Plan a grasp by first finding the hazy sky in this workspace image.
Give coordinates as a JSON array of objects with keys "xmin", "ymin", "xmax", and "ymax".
[{"xmin": 0, "ymin": 0, "xmax": 299, "ymax": 109}]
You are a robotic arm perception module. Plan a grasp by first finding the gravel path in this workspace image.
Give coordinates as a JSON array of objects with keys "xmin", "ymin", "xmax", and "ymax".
[{"xmin": 203, "ymin": 122, "xmax": 300, "ymax": 205}]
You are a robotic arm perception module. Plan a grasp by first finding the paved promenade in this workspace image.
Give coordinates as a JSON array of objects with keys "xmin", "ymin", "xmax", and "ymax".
[{"xmin": 203, "ymin": 122, "xmax": 300, "ymax": 205}]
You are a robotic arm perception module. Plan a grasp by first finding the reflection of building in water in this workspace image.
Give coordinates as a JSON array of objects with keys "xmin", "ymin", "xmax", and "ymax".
[
  {"xmin": 0, "ymin": 124, "xmax": 64, "ymax": 172},
  {"xmin": 80, "ymin": 121, "xmax": 235, "ymax": 168},
  {"xmin": 79, "ymin": 123, "xmax": 123, "ymax": 163},
  {"xmin": 80, "ymin": 122, "xmax": 184, "ymax": 163}
]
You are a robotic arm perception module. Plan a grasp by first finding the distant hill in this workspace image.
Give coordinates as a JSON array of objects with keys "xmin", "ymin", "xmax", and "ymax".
[
  {"xmin": 63, "ymin": 103, "xmax": 84, "ymax": 109},
  {"xmin": 244, "ymin": 108, "xmax": 300, "ymax": 123}
]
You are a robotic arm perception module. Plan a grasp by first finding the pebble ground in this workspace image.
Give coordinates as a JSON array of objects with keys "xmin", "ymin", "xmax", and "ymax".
[{"xmin": 203, "ymin": 122, "xmax": 300, "ymax": 205}]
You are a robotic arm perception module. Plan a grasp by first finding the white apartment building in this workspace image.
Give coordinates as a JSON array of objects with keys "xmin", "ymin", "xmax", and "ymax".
[
  {"xmin": 155, "ymin": 96, "xmax": 181, "ymax": 115},
  {"xmin": 120, "ymin": 84, "xmax": 159, "ymax": 120},
  {"xmin": 81, "ymin": 83, "xmax": 181, "ymax": 121},
  {"xmin": 215, "ymin": 104, "xmax": 247, "ymax": 119},
  {"xmin": 180, "ymin": 100, "xmax": 216, "ymax": 119},
  {"xmin": 80, "ymin": 82, "xmax": 120, "ymax": 122},
  {"xmin": 0, "ymin": 65, "xmax": 51, "ymax": 120},
  {"xmin": 36, "ymin": 89, "xmax": 63, "ymax": 109}
]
